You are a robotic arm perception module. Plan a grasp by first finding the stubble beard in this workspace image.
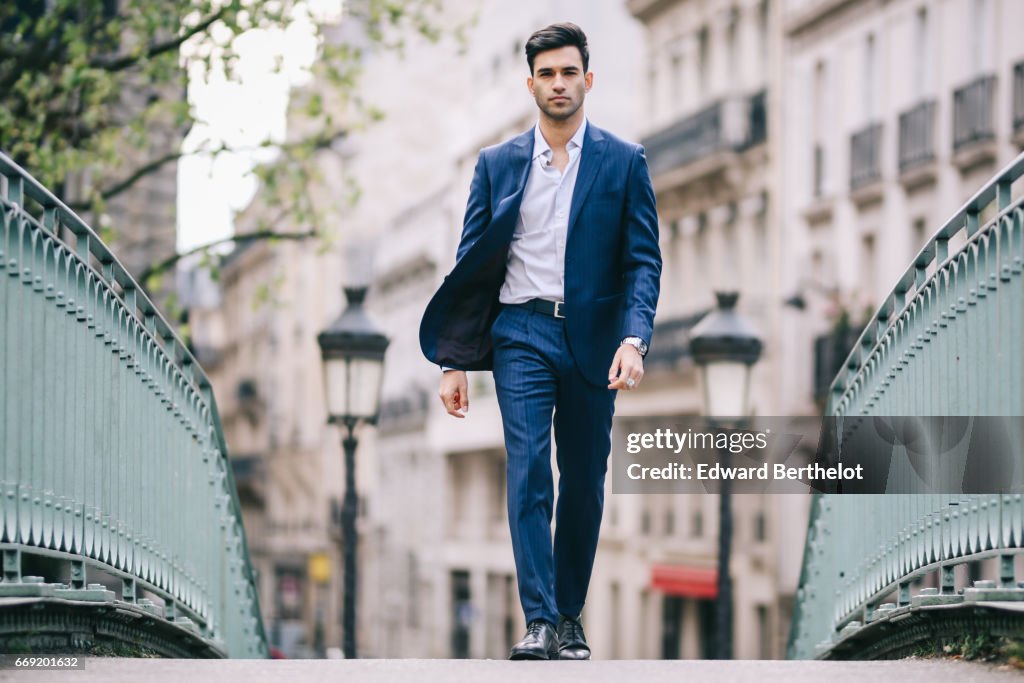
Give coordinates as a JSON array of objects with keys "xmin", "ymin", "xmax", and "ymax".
[{"xmin": 537, "ymin": 94, "xmax": 583, "ymax": 121}]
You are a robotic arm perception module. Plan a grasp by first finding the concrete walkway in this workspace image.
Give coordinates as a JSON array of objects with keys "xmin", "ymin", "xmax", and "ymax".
[{"xmin": 1, "ymin": 658, "xmax": 1022, "ymax": 682}]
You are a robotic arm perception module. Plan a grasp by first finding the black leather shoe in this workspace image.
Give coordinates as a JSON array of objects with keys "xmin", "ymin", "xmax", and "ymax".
[
  {"xmin": 557, "ymin": 614, "xmax": 591, "ymax": 660},
  {"xmin": 509, "ymin": 619, "xmax": 558, "ymax": 660}
]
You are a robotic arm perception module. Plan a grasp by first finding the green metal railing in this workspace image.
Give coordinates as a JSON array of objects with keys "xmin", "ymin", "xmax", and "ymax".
[
  {"xmin": 0, "ymin": 152, "xmax": 267, "ymax": 657},
  {"xmin": 788, "ymin": 152, "xmax": 1024, "ymax": 659}
]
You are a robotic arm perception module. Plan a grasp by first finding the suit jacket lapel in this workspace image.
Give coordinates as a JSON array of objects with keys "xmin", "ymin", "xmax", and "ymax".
[
  {"xmin": 567, "ymin": 123, "xmax": 606, "ymax": 240},
  {"xmin": 490, "ymin": 128, "xmax": 533, "ymax": 225}
]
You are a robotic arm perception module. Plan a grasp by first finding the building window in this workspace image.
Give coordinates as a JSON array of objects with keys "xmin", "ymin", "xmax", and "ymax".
[
  {"xmin": 912, "ymin": 217, "xmax": 927, "ymax": 256},
  {"xmin": 408, "ymin": 552, "xmax": 420, "ymax": 628},
  {"xmin": 665, "ymin": 506, "xmax": 675, "ymax": 536},
  {"xmin": 864, "ymin": 33, "xmax": 877, "ymax": 122},
  {"xmin": 491, "ymin": 454, "xmax": 505, "ymax": 523},
  {"xmin": 672, "ymin": 50, "xmax": 684, "ymax": 112},
  {"xmin": 754, "ymin": 197, "xmax": 768, "ymax": 285},
  {"xmin": 610, "ymin": 582, "xmax": 622, "ymax": 659},
  {"xmin": 692, "ymin": 509, "xmax": 704, "ymax": 537},
  {"xmin": 861, "ymin": 234, "xmax": 877, "ymax": 305},
  {"xmin": 661, "ymin": 596, "xmax": 684, "ymax": 659},
  {"xmin": 759, "ymin": 0, "xmax": 770, "ymax": 68},
  {"xmin": 447, "ymin": 454, "xmax": 469, "ymax": 533},
  {"xmin": 757, "ymin": 604, "xmax": 772, "ymax": 658},
  {"xmin": 913, "ymin": 7, "xmax": 930, "ymax": 99},
  {"xmin": 972, "ymin": 0, "xmax": 992, "ymax": 73},
  {"xmin": 698, "ymin": 26, "xmax": 710, "ymax": 96},
  {"xmin": 640, "ymin": 589, "xmax": 651, "ymax": 658},
  {"xmin": 450, "ymin": 570, "xmax": 472, "ymax": 658},
  {"xmin": 648, "ymin": 63, "xmax": 659, "ymax": 121},
  {"xmin": 695, "ymin": 212, "xmax": 709, "ymax": 286},
  {"xmin": 641, "ymin": 507, "xmax": 652, "ymax": 535},
  {"xmin": 813, "ymin": 60, "xmax": 828, "ymax": 197},
  {"xmin": 754, "ymin": 511, "xmax": 767, "ymax": 542},
  {"xmin": 727, "ymin": 8, "xmax": 739, "ymax": 89},
  {"xmin": 723, "ymin": 210, "xmax": 738, "ymax": 288}
]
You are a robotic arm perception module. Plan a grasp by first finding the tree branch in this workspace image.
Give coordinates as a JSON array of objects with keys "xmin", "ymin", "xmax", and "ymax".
[
  {"xmin": 67, "ymin": 149, "xmax": 190, "ymax": 210},
  {"xmin": 66, "ymin": 128, "xmax": 347, "ymax": 210},
  {"xmin": 89, "ymin": 7, "xmax": 226, "ymax": 73},
  {"xmin": 139, "ymin": 228, "xmax": 319, "ymax": 284}
]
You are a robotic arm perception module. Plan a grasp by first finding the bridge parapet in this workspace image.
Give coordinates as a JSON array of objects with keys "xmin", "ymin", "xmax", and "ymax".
[
  {"xmin": 0, "ymin": 152, "xmax": 267, "ymax": 657},
  {"xmin": 789, "ymin": 152, "xmax": 1024, "ymax": 659}
]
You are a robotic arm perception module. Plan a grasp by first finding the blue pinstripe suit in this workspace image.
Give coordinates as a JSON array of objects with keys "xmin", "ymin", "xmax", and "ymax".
[{"xmin": 420, "ymin": 122, "xmax": 661, "ymax": 625}]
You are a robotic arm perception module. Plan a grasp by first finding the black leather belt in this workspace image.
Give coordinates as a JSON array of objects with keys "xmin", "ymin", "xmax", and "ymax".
[{"xmin": 508, "ymin": 298, "xmax": 565, "ymax": 319}]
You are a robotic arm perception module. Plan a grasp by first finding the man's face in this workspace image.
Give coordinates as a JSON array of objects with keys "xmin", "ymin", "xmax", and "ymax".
[{"xmin": 527, "ymin": 46, "xmax": 592, "ymax": 121}]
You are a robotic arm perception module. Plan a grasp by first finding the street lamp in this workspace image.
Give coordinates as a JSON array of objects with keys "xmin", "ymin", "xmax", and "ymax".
[
  {"xmin": 689, "ymin": 290, "xmax": 763, "ymax": 660},
  {"xmin": 317, "ymin": 285, "xmax": 389, "ymax": 659},
  {"xmin": 689, "ymin": 291, "xmax": 763, "ymax": 421}
]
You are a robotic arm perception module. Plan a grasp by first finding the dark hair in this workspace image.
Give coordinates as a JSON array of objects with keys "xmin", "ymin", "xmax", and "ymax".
[{"xmin": 524, "ymin": 22, "xmax": 589, "ymax": 75}]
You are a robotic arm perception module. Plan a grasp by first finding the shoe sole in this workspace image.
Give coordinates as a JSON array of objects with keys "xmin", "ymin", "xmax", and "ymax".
[{"xmin": 509, "ymin": 648, "xmax": 559, "ymax": 660}]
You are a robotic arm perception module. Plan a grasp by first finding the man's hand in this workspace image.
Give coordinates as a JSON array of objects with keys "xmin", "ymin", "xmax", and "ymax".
[
  {"xmin": 439, "ymin": 370, "xmax": 470, "ymax": 418},
  {"xmin": 608, "ymin": 344, "xmax": 644, "ymax": 390}
]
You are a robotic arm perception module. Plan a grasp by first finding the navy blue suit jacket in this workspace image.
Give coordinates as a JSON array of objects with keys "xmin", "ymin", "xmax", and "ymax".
[{"xmin": 419, "ymin": 121, "xmax": 661, "ymax": 387}]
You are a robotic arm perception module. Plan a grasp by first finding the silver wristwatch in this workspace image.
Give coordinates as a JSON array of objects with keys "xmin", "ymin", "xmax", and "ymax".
[{"xmin": 620, "ymin": 336, "xmax": 648, "ymax": 357}]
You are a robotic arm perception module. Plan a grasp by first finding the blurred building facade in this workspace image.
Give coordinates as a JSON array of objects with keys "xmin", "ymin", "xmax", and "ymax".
[
  {"xmin": 619, "ymin": 0, "xmax": 809, "ymax": 660},
  {"xmin": 183, "ymin": 0, "xmax": 1024, "ymax": 662},
  {"xmin": 345, "ymin": 0, "xmax": 809, "ymax": 660},
  {"xmin": 778, "ymin": 0, "xmax": 1024, "ymax": 415},
  {"xmin": 182, "ymin": 153, "xmax": 355, "ymax": 657}
]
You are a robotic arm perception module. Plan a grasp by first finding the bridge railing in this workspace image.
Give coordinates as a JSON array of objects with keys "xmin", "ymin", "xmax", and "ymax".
[
  {"xmin": 0, "ymin": 152, "xmax": 267, "ymax": 657},
  {"xmin": 788, "ymin": 152, "xmax": 1024, "ymax": 659}
]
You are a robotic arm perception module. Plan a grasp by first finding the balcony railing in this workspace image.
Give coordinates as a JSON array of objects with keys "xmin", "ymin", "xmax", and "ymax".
[
  {"xmin": 849, "ymin": 122, "xmax": 883, "ymax": 191},
  {"xmin": 898, "ymin": 99, "xmax": 937, "ymax": 172},
  {"xmin": 1013, "ymin": 61, "xmax": 1024, "ymax": 135},
  {"xmin": 641, "ymin": 89, "xmax": 768, "ymax": 177},
  {"xmin": 953, "ymin": 74, "xmax": 997, "ymax": 152}
]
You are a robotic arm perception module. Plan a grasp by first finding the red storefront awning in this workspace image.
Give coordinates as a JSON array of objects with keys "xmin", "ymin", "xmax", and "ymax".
[{"xmin": 650, "ymin": 564, "xmax": 718, "ymax": 599}]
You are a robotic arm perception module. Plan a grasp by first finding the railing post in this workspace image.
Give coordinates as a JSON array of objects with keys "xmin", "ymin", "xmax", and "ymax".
[
  {"xmin": 70, "ymin": 559, "xmax": 86, "ymax": 590},
  {"xmin": 997, "ymin": 179, "xmax": 1012, "ymax": 211},
  {"xmin": 940, "ymin": 564, "xmax": 955, "ymax": 595},
  {"xmin": 122, "ymin": 577, "xmax": 137, "ymax": 604},
  {"xmin": 1000, "ymin": 554, "xmax": 1015, "ymax": 587},
  {"xmin": 2, "ymin": 547, "xmax": 21, "ymax": 583},
  {"xmin": 965, "ymin": 209, "xmax": 980, "ymax": 238},
  {"xmin": 898, "ymin": 581, "xmax": 911, "ymax": 607}
]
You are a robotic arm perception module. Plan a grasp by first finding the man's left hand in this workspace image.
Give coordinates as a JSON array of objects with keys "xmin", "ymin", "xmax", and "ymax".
[{"xmin": 608, "ymin": 344, "xmax": 644, "ymax": 391}]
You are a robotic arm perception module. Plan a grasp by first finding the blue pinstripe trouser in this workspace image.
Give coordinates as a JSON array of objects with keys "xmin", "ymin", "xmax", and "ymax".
[{"xmin": 491, "ymin": 304, "xmax": 617, "ymax": 626}]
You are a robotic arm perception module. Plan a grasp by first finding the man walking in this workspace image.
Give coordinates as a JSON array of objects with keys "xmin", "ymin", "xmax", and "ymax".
[{"xmin": 419, "ymin": 22, "xmax": 661, "ymax": 660}]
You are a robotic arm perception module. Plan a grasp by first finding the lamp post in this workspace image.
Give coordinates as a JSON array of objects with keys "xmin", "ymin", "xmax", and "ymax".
[
  {"xmin": 689, "ymin": 291, "xmax": 763, "ymax": 660},
  {"xmin": 317, "ymin": 285, "xmax": 389, "ymax": 659}
]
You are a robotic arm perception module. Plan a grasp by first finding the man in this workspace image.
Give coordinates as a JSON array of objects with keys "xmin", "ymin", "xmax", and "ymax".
[{"xmin": 419, "ymin": 22, "xmax": 660, "ymax": 660}]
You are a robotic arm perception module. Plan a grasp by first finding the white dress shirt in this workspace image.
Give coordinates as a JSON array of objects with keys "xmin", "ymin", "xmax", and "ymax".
[{"xmin": 498, "ymin": 119, "xmax": 586, "ymax": 304}]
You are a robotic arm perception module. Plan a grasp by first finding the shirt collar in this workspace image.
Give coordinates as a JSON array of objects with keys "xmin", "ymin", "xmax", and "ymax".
[{"xmin": 532, "ymin": 118, "xmax": 587, "ymax": 161}]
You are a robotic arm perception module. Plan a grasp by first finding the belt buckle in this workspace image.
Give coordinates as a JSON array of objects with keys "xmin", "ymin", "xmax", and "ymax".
[{"xmin": 553, "ymin": 301, "xmax": 565, "ymax": 319}]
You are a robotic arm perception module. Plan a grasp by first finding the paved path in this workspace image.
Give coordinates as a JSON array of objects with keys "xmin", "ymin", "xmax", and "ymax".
[{"xmin": 1, "ymin": 658, "xmax": 1022, "ymax": 682}]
